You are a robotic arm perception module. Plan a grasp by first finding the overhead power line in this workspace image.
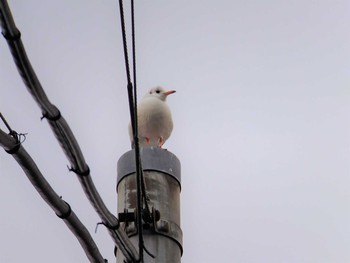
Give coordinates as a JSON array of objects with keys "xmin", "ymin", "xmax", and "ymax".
[
  {"xmin": 0, "ymin": 115, "xmax": 106, "ymax": 263},
  {"xmin": 118, "ymin": 0, "xmax": 145, "ymax": 260},
  {"xmin": 118, "ymin": 0, "xmax": 155, "ymax": 261},
  {"xmin": 0, "ymin": 1, "xmax": 139, "ymax": 262}
]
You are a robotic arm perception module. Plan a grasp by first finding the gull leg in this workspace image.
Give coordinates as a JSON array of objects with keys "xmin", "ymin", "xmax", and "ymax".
[{"xmin": 158, "ymin": 137, "xmax": 164, "ymax": 148}]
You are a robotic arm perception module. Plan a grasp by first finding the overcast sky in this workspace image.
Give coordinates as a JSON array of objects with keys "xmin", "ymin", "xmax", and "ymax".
[{"xmin": 1, "ymin": 1, "xmax": 350, "ymax": 262}]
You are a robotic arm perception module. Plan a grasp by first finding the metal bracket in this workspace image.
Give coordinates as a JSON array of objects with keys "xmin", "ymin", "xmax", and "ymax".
[
  {"xmin": 118, "ymin": 208, "xmax": 162, "ymax": 237},
  {"xmin": 118, "ymin": 209, "xmax": 135, "ymax": 223}
]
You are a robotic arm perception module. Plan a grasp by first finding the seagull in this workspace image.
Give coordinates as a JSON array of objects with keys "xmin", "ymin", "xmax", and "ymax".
[{"xmin": 129, "ymin": 87, "xmax": 176, "ymax": 148}]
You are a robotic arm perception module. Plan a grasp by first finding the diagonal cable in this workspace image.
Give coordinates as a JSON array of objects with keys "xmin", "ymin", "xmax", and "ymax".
[
  {"xmin": 0, "ymin": 1, "xmax": 139, "ymax": 262},
  {"xmin": 0, "ymin": 120, "xmax": 106, "ymax": 263}
]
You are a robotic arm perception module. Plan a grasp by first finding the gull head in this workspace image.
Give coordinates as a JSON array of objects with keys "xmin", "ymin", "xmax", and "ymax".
[{"xmin": 144, "ymin": 86, "xmax": 176, "ymax": 101}]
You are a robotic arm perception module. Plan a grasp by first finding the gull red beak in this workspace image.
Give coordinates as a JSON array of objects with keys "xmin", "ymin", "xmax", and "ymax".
[{"xmin": 164, "ymin": 90, "xmax": 176, "ymax": 96}]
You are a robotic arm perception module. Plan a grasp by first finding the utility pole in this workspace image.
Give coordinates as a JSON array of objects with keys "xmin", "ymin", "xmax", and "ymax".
[{"xmin": 116, "ymin": 147, "xmax": 182, "ymax": 263}]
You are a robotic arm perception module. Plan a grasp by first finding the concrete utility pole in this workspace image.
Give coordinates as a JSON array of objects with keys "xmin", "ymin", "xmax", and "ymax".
[{"xmin": 116, "ymin": 147, "xmax": 182, "ymax": 263}]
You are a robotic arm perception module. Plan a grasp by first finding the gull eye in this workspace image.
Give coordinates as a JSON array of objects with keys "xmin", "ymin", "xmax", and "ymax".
[{"xmin": 156, "ymin": 90, "xmax": 160, "ymax": 94}]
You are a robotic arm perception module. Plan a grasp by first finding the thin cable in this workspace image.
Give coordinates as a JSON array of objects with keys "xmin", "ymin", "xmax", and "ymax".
[
  {"xmin": 130, "ymin": 0, "xmax": 152, "ymax": 224},
  {"xmin": 0, "ymin": 112, "xmax": 13, "ymax": 133},
  {"xmin": 118, "ymin": 0, "xmax": 135, "ymax": 136},
  {"xmin": 130, "ymin": 1, "xmax": 148, "ymax": 261},
  {"xmin": 118, "ymin": 0, "xmax": 131, "ymax": 84},
  {"xmin": 118, "ymin": 0, "xmax": 144, "ymax": 262},
  {"xmin": 131, "ymin": 0, "xmax": 137, "ymax": 104}
]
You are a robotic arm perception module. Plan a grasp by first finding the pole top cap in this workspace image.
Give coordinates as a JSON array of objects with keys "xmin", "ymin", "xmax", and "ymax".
[{"xmin": 117, "ymin": 147, "xmax": 181, "ymax": 190}]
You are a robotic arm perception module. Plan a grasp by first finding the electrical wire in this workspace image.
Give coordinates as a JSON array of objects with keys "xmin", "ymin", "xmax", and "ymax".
[
  {"xmin": 0, "ymin": 122, "xmax": 106, "ymax": 263},
  {"xmin": 118, "ymin": 0, "xmax": 156, "ymax": 261},
  {"xmin": 130, "ymin": 2, "xmax": 145, "ymax": 262},
  {"xmin": 0, "ymin": 1, "xmax": 139, "ymax": 262},
  {"xmin": 118, "ymin": 0, "xmax": 145, "ymax": 262},
  {"xmin": 130, "ymin": 0, "xmax": 152, "ymax": 220}
]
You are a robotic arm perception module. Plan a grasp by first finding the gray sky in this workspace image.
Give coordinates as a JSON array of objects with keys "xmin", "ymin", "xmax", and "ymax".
[{"xmin": 1, "ymin": 1, "xmax": 349, "ymax": 262}]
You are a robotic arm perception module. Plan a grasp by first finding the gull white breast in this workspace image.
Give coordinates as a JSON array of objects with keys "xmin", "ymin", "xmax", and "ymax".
[{"xmin": 129, "ymin": 87, "xmax": 176, "ymax": 147}]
